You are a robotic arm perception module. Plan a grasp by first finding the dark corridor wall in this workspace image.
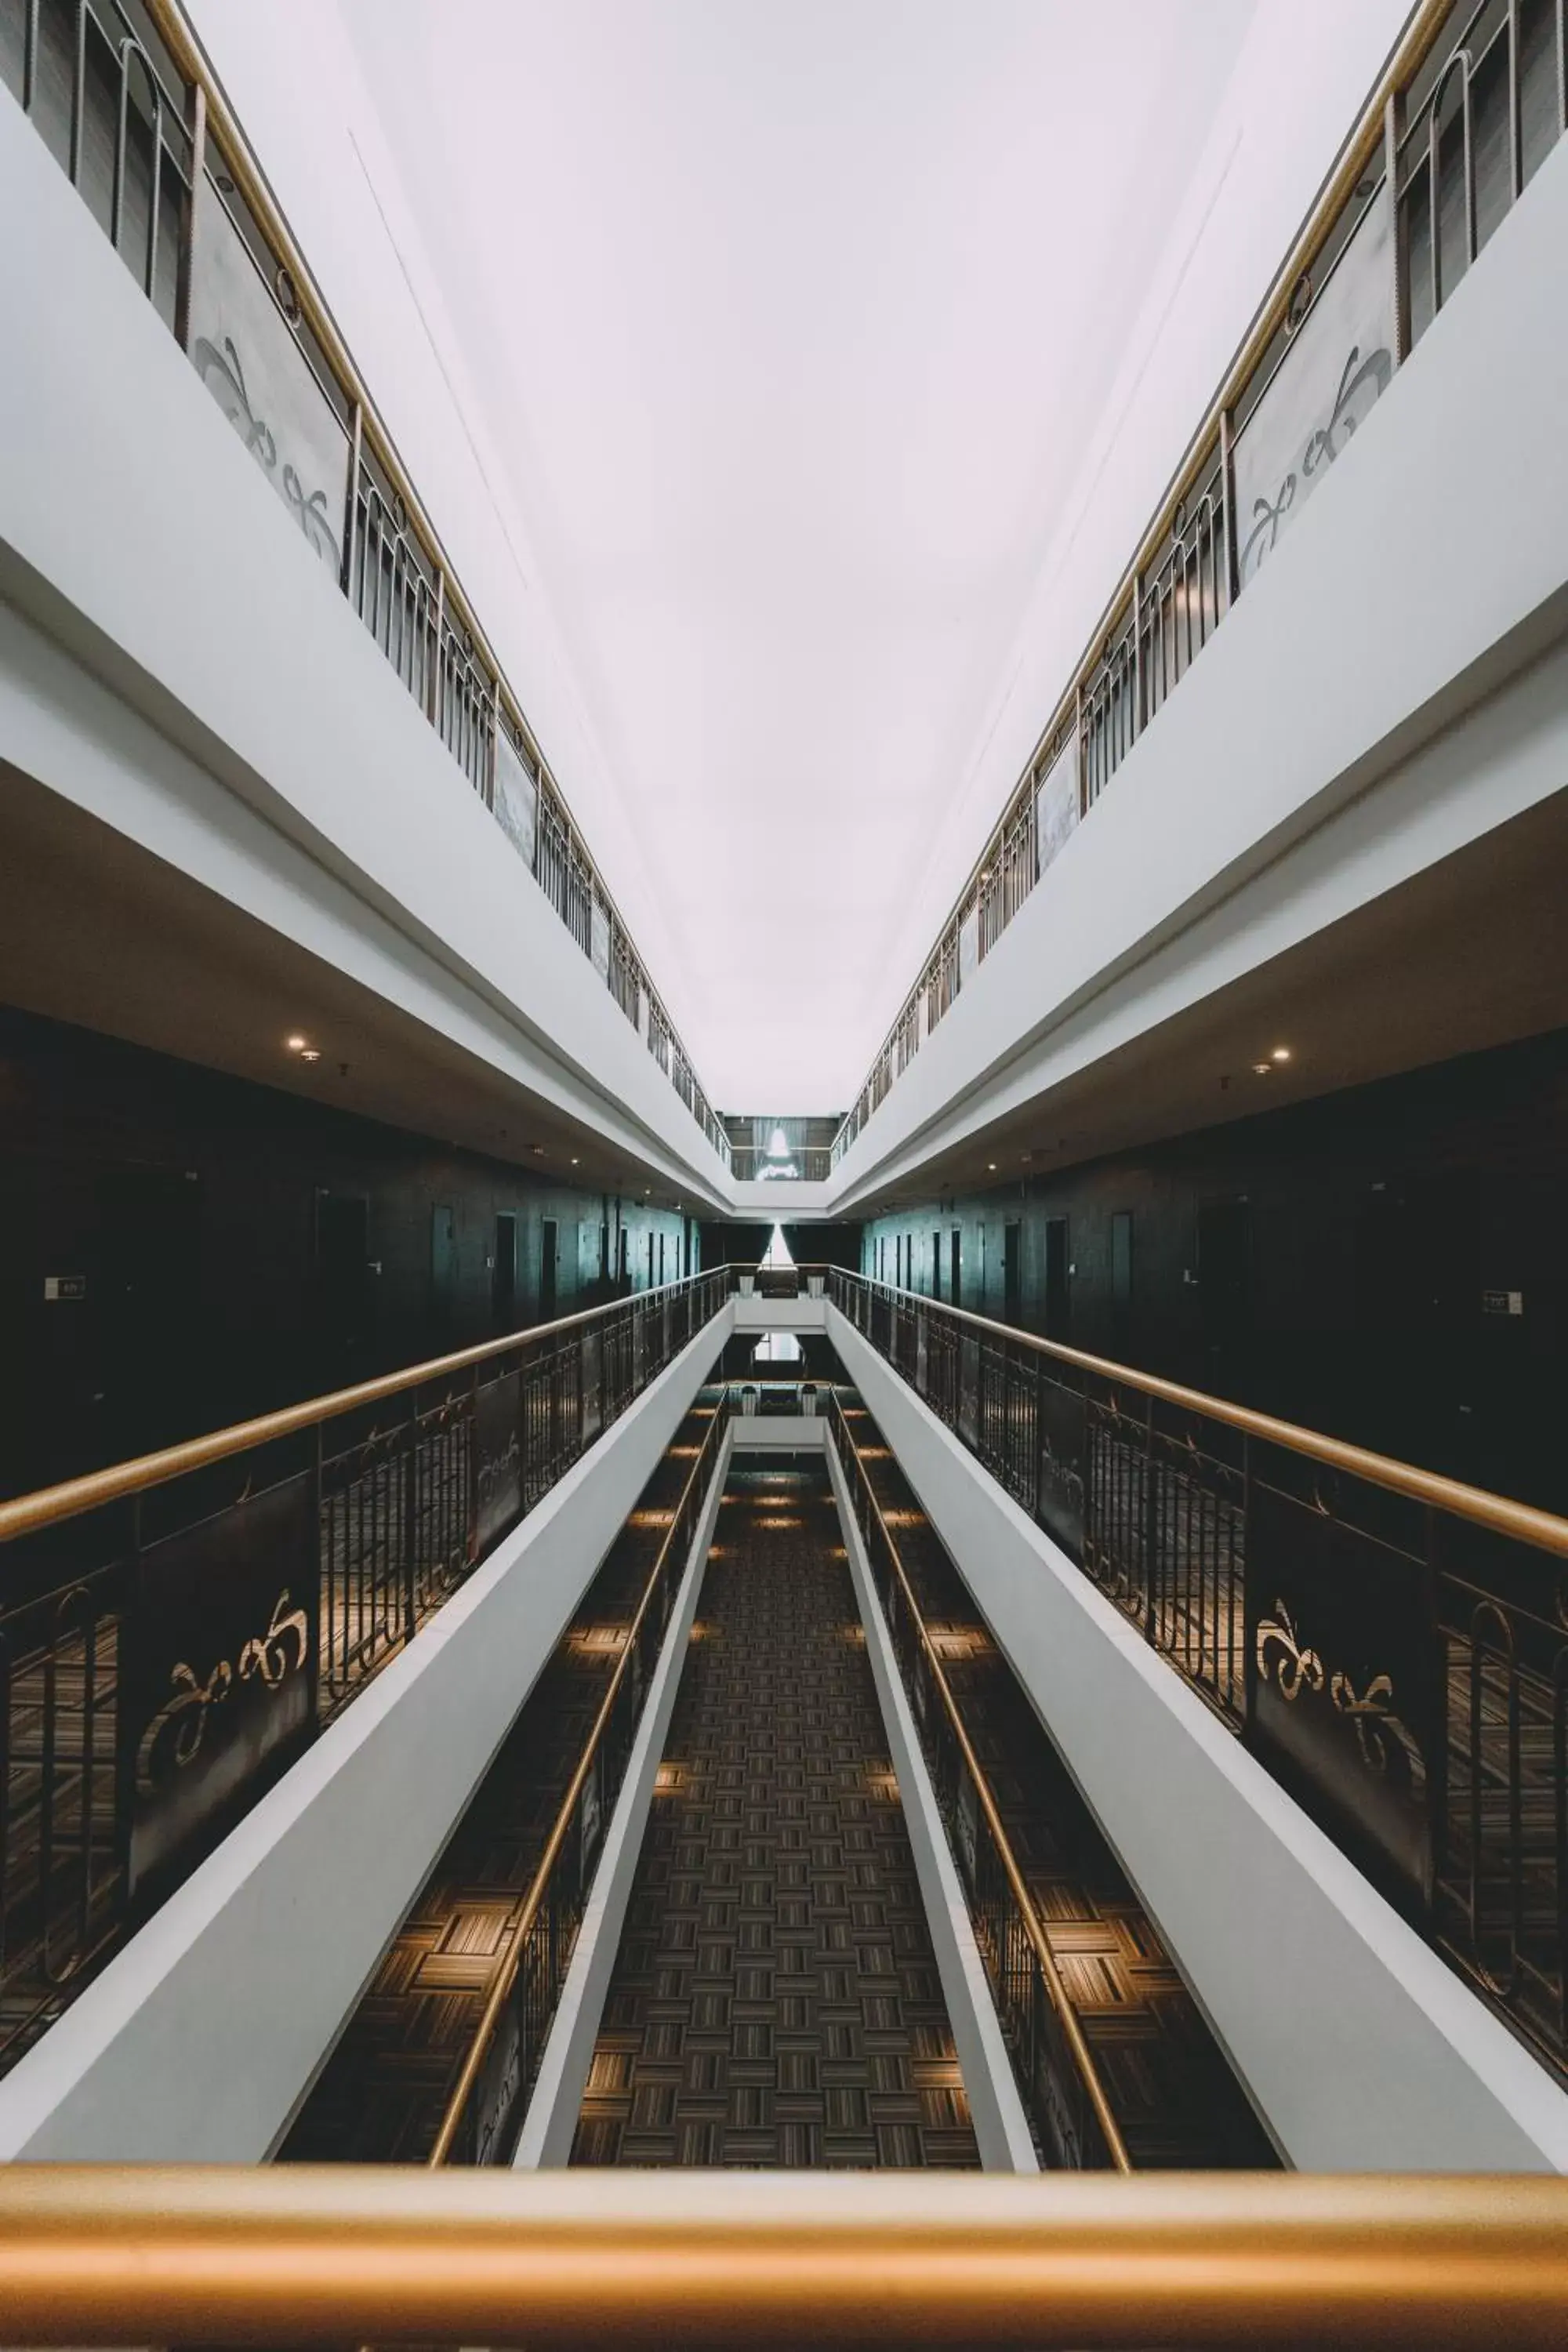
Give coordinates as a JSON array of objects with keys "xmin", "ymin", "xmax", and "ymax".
[
  {"xmin": 0, "ymin": 1006, "xmax": 694, "ymax": 1498},
  {"xmin": 859, "ymin": 1027, "xmax": 1568, "ymax": 1512}
]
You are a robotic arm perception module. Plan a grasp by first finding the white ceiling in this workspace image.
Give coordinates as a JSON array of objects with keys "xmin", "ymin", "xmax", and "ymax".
[{"xmin": 194, "ymin": 0, "xmax": 1412, "ymax": 1113}]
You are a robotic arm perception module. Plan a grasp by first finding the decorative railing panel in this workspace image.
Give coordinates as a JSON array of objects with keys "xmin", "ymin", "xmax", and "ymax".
[
  {"xmin": 188, "ymin": 174, "xmax": 350, "ymax": 572},
  {"xmin": 1232, "ymin": 189, "xmax": 1393, "ymax": 587},
  {"xmin": 828, "ymin": 1268, "xmax": 1568, "ymax": 2082}
]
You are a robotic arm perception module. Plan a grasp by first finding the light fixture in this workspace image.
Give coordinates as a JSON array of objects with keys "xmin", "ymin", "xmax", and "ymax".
[
  {"xmin": 285, "ymin": 1033, "xmax": 307, "ymax": 1052},
  {"xmin": 530, "ymin": 1145, "xmax": 545, "ymax": 1156},
  {"xmin": 299, "ymin": 1047, "xmax": 321, "ymax": 1064},
  {"xmin": 1252, "ymin": 1062, "xmax": 1272, "ymax": 1076},
  {"xmin": 1271, "ymin": 1046, "xmax": 1292, "ymax": 1062},
  {"xmin": 570, "ymin": 1156, "xmax": 579, "ymax": 1166},
  {"xmin": 987, "ymin": 1162, "xmax": 997, "ymax": 1172}
]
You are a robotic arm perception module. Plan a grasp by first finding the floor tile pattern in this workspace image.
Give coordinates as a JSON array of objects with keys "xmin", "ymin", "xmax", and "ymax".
[{"xmin": 572, "ymin": 1461, "xmax": 979, "ymax": 2168}]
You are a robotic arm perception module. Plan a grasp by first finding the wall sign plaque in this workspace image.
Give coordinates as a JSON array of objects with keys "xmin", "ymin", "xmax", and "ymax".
[
  {"xmin": 189, "ymin": 177, "xmax": 349, "ymax": 572},
  {"xmin": 1247, "ymin": 1480, "xmax": 1441, "ymax": 1914},
  {"xmin": 121, "ymin": 1472, "xmax": 317, "ymax": 1896},
  {"xmin": 473, "ymin": 1371, "xmax": 523, "ymax": 1558},
  {"xmin": 1234, "ymin": 191, "xmax": 1394, "ymax": 588}
]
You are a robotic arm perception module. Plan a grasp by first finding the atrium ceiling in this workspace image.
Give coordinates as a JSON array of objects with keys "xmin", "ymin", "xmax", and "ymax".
[{"xmin": 193, "ymin": 0, "xmax": 1411, "ymax": 1112}]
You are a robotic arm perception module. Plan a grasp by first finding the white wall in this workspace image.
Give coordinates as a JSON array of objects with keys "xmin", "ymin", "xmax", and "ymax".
[
  {"xmin": 0, "ymin": 95, "xmax": 727, "ymax": 1210},
  {"xmin": 829, "ymin": 1310, "xmax": 1568, "ymax": 2174},
  {"xmin": 832, "ymin": 140, "xmax": 1568, "ymax": 1212},
  {"xmin": 0, "ymin": 1309, "xmax": 731, "ymax": 2162},
  {"xmin": 731, "ymin": 1298, "xmax": 828, "ymax": 1333}
]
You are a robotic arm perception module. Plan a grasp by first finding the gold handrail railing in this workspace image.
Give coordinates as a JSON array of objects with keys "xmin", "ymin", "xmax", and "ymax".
[
  {"xmin": 835, "ymin": 1272, "xmax": 1568, "ymax": 1561},
  {"xmin": 0, "ymin": 2168, "xmax": 1565, "ymax": 2345},
  {"xmin": 0, "ymin": 1269, "xmax": 728, "ymax": 1547},
  {"xmin": 424, "ymin": 1394, "xmax": 731, "ymax": 2165},
  {"xmin": 826, "ymin": 1390, "xmax": 1131, "ymax": 2172}
]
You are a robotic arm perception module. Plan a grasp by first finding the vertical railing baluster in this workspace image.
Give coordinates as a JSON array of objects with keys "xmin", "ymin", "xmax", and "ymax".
[
  {"xmin": 1142, "ymin": 1397, "xmax": 1159, "ymax": 1646},
  {"xmin": 76, "ymin": 1590, "xmax": 98, "ymax": 1961},
  {"xmin": 428, "ymin": 568, "xmax": 444, "ymax": 728},
  {"xmin": 1508, "ymin": 0, "xmax": 1523, "ymax": 202},
  {"xmin": 22, "ymin": 0, "xmax": 39, "ymax": 111},
  {"xmin": 1555, "ymin": 1650, "xmax": 1568, "ymax": 2053},
  {"xmin": 402, "ymin": 1393, "xmax": 419, "ymax": 1650},
  {"xmin": 342, "ymin": 405, "xmax": 363, "ymax": 605},
  {"xmin": 175, "ymin": 82, "xmax": 205, "ymax": 352}
]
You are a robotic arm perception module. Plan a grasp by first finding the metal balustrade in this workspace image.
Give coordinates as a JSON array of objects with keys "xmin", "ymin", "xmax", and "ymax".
[
  {"xmin": 832, "ymin": 0, "xmax": 1561, "ymax": 1170},
  {"xmin": 0, "ymin": 0, "xmax": 728, "ymax": 1171},
  {"xmin": 827, "ymin": 1266, "xmax": 1568, "ymax": 2088},
  {"xmin": 727, "ymin": 1144, "xmax": 836, "ymax": 1182},
  {"xmin": 0, "ymin": 1269, "xmax": 728, "ymax": 2075}
]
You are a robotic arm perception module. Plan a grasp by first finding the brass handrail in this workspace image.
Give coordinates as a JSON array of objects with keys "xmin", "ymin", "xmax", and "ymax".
[
  {"xmin": 0, "ymin": 1270, "xmax": 728, "ymax": 1547},
  {"xmin": 424, "ymin": 1395, "xmax": 731, "ymax": 2165},
  {"xmin": 826, "ymin": 1391, "xmax": 1131, "ymax": 2172},
  {"xmin": 835, "ymin": 0, "xmax": 1456, "ymax": 1156},
  {"xmin": 836, "ymin": 1272, "xmax": 1568, "ymax": 1562},
  {"xmin": 0, "ymin": 2167, "xmax": 1565, "ymax": 2345}
]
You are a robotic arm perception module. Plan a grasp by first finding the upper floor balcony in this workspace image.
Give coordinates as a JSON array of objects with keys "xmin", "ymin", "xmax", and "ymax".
[
  {"xmin": 826, "ymin": 0, "xmax": 1568, "ymax": 1217},
  {"xmin": 0, "ymin": 0, "xmax": 731, "ymax": 1208}
]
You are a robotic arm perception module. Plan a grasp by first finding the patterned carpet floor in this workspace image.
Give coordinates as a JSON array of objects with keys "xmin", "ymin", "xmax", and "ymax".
[{"xmin": 572, "ymin": 1459, "xmax": 980, "ymax": 2169}]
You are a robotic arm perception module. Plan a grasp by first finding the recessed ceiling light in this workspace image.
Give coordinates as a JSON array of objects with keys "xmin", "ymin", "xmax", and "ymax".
[
  {"xmin": 285, "ymin": 1033, "xmax": 307, "ymax": 1052},
  {"xmin": 987, "ymin": 1162, "xmax": 997, "ymax": 1171},
  {"xmin": 570, "ymin": 1156, "xmax": 579, "ymax": 1166},
  {"xmin": 1252, "ymin": 1062, "xmax": 1272, "ymax": 1076},
  {"xmin": 299, "ymin": 1047, "xmax": 321, "ymax": 1064},
  {"xmin": 1272, "ymin": 1046, "xmax": 1291, "ymax": 1062}
]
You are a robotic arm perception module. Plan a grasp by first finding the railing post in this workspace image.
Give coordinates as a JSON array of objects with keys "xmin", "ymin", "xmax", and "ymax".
[
  {"xmin": 1218, "ymin": 406, "xmax": 1240, "ymax": 608},
  {"xmin": 1385, "ymin": 87, "xmax": 1409, "ymax": 368},
  {"xmin": 1142, "ymin": 1394, "xmax": 1159, "ymax": 1646},
  {"xmin": 466, "ymin": 1363, "xmax": 481, "ymax": 1560},
  {"xmin": 310, "ymin": 1420, "xmax": 326, "ymax": 1720},
  {"xmin": 343, "ymin": 401, "xmax": 363, "ymax": 604},
  {"xmin": 175, "ymin": 81, "xmax": 205, "ymax": 354},
  {"xmin": 1131, "ymin": 573, "xmax": 1145, "ymax": 738},
  {"xmin": 1240, "ymin": 1431, "xmax": 1255, "ymax": 1734},
  {"xmin": 429, "ymin": 568, "xmax": 445, "ymax": 728},
  {"xmin": 402, "ymin": 1389, "xmax": 419, "ymax": 1646},
  {"xmin": 487, "ymin": 675, "xmax": 501, "ymax": 811}
]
